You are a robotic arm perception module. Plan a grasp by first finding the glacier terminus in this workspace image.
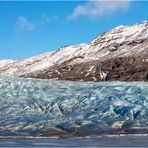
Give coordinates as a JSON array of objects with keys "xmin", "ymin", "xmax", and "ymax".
[{"xmin": 0, "ymin": 76, "xmax": 148, "ymax": 137}]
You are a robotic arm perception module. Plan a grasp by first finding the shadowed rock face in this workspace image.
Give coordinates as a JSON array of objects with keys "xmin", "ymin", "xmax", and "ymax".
[{"xmin": 0, "ymin": 21, "xmax": 148, "ymax": 81}]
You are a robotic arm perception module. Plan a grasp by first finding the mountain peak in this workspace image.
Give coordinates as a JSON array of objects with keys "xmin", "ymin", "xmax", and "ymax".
[{"xmin": 115, "ymin": 25, "xmax": 126, "ymax": 30}]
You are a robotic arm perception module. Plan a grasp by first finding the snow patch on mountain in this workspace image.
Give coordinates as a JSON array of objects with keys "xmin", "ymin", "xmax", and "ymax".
[
  {"xmin": 0, "ymin": 52, "xmax": 54, "ymax": 76},
  {"xmin": 0, "ymin": 60, "xmax": 15, "ymax": 68}
]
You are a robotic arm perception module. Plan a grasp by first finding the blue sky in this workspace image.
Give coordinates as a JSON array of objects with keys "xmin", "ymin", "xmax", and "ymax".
[{"xmin": 0, "ymin": 1, "xmax": 148, "ymax": 60}]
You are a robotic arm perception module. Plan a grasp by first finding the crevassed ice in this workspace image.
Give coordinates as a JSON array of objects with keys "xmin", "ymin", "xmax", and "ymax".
[{"xmin": 0, "ymin": 76, "xmax": 148, "ymax": 136}]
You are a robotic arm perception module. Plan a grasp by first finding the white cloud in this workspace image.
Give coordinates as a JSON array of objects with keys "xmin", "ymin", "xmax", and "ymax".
[
  {"xmin": 41, "ymin": 14, "xmax": 58, "ymax": 23},
  {"xmin": 16, "ymin": 16, "xmax": 36, "ymax": 31},
  {"xmin": 68, "ymin": 0, "xmax": 132, "ymax": 20}
]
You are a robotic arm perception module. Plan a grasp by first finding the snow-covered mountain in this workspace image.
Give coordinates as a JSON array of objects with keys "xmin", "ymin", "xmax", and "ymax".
[{"xmin": 0, "ymin": 21, "xmax": 148, "ymax": 81}]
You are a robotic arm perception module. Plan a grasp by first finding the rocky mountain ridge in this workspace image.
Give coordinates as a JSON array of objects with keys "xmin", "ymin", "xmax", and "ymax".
[{"xmin": 0, "ymin": 21, "xmax": 148, "ymax": 81}]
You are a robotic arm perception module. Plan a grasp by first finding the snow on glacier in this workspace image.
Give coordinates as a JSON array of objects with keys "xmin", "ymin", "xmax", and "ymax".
[{"xmin": 0, "ymin": 77, "xmax": 148, "ymax": 136}]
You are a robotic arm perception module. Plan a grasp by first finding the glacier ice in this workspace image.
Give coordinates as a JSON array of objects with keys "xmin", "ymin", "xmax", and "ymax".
[{"xmin": 0, "ymin": 76, "xmax": 148, "ymax": 136}]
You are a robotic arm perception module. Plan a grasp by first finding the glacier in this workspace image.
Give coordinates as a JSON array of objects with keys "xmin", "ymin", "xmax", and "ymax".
[{"xmin": 0, "ymin": 77, "xmax": 148, "ymax": 137}]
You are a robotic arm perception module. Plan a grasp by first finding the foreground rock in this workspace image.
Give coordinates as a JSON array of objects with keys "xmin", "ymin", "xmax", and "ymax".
[{"xmin": 0, "ymin": 21, "xmax": 148, "ymax": 81}]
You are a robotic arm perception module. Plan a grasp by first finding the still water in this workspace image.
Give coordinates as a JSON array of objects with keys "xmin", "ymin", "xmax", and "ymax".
[{"xmin": 0, "ymin": 136, "xmax": 148, "ymax": 147}]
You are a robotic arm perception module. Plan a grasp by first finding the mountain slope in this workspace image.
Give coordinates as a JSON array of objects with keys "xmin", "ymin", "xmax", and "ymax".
[
  {"xmin": 0, "ymin": 52, "xmax": 54, "ymax": 76},
  {"xmin": 0, "ymin": 21, "xmax": 148, "ymax": 81}
]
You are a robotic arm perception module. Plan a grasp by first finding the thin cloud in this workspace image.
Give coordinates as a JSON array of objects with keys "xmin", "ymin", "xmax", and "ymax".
[
  {"xmin": 68, "ymin": 0, "xmax": 132, "ymax": 20},
  {"xmin": 16, "ymin": 16, "xmax": 36, "ymax": 31},
  {"xmin": 15, "ymin": 14, "xmax": 59, "ymax": 32},
  {"xmin": 41, "ymin": 14, "xmax": 58, "ymax": 23}
]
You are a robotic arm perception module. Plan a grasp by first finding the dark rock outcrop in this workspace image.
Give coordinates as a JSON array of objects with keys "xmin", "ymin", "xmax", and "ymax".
[{"xmin": 21, "ymin": 55, "xmax": 148, "ymax": 81}]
